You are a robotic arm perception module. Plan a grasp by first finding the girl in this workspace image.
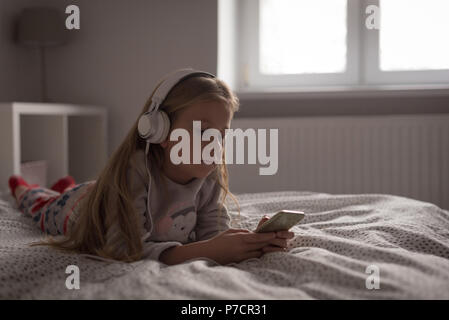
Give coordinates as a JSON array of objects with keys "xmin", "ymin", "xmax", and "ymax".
[{"xmin": 8, "ymin": 69, "xmax": 294, "ymax": 265}]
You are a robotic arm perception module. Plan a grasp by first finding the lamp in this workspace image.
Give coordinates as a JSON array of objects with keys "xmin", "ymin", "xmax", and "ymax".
[{"xmin": 16, "ymin": 7, "xmax": 68, "ymax": 102}]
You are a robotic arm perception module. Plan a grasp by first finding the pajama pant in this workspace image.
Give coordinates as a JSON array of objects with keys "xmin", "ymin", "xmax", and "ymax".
[{"xmin": 17, "ymin": 181, "xmax": 95, "ymax": 236}]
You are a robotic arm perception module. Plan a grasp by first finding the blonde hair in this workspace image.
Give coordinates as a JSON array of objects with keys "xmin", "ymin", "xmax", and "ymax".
[{"xmin": 33, "ymin": 70, "xmax": 241, "ymax": 262}]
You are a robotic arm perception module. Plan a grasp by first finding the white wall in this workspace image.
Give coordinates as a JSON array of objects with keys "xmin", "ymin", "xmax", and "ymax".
[
  {"xmin": 1, "ymin": 0, "xmax": 218, "ymax": 155},
  {"xmin": 48, "ymin": 0, "xmax": 218, "ymax": 155}
]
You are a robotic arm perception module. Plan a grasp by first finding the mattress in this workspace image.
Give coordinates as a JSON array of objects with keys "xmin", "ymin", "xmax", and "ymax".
[{"xmin": 1, "ymin": 190, "xmax": 449, "ymax": 299}]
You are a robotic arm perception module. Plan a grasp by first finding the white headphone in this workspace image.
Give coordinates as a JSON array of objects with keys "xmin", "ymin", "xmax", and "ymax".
[
  {"xmin": 137, "ymin": 68, "xmax": 216, "ymax": 242},
  {"xmin": 137, "ymin": 68, "xmax": 216, "ymax": 144}
]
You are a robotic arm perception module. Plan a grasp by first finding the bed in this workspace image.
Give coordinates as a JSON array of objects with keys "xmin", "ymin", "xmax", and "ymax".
[{"xmin": 1, "ymin": 190, "xmax": 449, "ymax": 299}]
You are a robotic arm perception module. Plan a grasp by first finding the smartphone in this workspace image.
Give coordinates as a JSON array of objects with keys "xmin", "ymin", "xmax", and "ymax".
[{"xmin": 255, "ymin": 210, "xmax": 305, "ymax": 233}]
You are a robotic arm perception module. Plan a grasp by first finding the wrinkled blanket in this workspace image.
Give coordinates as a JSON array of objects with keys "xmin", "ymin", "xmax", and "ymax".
[{"xmin": 1, "ymin": 190, "xmax": 449, "ymax": 299}]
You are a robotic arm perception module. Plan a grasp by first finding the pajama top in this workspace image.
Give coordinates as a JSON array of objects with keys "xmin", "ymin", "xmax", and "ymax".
[{"xmin": 120, "ymin": 149, "xmax": 231, "ymax": 260}]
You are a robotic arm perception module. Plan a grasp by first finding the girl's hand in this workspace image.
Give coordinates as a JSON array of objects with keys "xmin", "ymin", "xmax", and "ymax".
[
  {"xmin": 159, "ymin": 226, "xmax": 296, "ymax": 266},
  {"xmin": 203, "ymin": 228, "xmax": 278, "ymax": 265},
  {"xmin": 256, "ymin": 215, "xmax": 295, "ymax": 254},
  {"xmin": 256, "ymin": 215, "xmax": 271, "ymax": 230}
]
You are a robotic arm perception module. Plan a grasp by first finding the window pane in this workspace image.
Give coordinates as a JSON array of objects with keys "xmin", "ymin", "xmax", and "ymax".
[
  {"xmin": 259, "ymin": 0, "xmax": 347, "ymax": 75},
  {"xmin": 380, "ymin": 0, "xmax": 449, "ymax": 71}
]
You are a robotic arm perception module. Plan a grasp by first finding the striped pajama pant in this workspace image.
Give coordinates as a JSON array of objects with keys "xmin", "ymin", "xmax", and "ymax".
[{"xmin": 17, "ymin": 181, "xmax": 95, "ymax": 236}]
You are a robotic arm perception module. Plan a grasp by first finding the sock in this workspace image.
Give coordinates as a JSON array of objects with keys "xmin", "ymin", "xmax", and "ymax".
[
  {"xmin": 50, "ymin": 176, "xmax": 76, "ymax": 193},
  {"xmin": 8, "ymin": 175, "xmax": 30, "ymax": 199}
]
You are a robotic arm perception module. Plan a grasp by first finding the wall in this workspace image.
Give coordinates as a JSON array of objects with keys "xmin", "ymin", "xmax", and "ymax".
[
  {"xmin": 1, "ymin": 0, "xmax": 218, "ymax": 155},
  {"xmin": 1, "ymin": 0, "xmax": 448, "ymax": 155}
]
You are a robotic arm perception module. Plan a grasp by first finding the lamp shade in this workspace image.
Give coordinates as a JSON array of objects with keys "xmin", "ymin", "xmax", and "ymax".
[{"xmin": 16, "ymin": 7, "xmax": 67, "ymax": 47}]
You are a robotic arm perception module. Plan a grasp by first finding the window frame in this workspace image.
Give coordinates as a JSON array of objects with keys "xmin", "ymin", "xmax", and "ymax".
[{"xmin": 237, "ymin": 0, "xmax": 449, "ymax": 91}]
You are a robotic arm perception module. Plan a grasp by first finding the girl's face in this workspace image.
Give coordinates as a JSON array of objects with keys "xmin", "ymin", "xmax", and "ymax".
[{"xmin": 160, "ymin": 100, "xmax": 232, "ymax": 185}]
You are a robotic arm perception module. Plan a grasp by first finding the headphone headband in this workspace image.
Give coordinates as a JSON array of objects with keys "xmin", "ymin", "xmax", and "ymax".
[{"xmin": 148, "ymin": 68, "xmax": 216, "ymax": 114}]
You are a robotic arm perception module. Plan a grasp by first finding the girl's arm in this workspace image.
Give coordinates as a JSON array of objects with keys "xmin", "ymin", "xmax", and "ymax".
[
  {"xmin": 159, "ymin": 228, "xmax": 283, "ymax": 265},
  {"xmin": 159, "ymin": 239, "xmax": 210, "ymax": 265}
]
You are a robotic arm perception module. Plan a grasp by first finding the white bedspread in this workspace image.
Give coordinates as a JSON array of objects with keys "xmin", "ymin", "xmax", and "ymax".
[{"xmin": 1, "ymin": 190, "xmax": 449, "ymax": 299}]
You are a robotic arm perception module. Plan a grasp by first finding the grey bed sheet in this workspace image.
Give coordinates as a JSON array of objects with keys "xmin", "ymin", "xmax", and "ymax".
[{"xmin": 1, "ymin": 190, "xmax": 449, "ymax": 299}]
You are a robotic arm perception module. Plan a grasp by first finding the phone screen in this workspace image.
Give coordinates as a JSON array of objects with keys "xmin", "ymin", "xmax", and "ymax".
[{"xmin": 255, "ymin": 210, "xmax": 305, "ymax": 233}]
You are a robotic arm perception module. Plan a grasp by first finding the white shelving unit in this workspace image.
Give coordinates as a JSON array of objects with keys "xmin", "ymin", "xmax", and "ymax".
[{"xmin": 0, "ymin": 102, "xmax": 107, "ymax": 191}]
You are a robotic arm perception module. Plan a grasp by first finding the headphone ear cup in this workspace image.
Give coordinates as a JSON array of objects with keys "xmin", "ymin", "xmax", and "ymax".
[
  {"xmin": 146, "ymin": 110, "xmax": 170, "ymax": 144},
  {"xmin": 137, "ymin": 112, "xmax": 152, "ymax": 140},
  {"xmin": 137, "ymin": 111, "xmax": 170, "ymax": 143}
]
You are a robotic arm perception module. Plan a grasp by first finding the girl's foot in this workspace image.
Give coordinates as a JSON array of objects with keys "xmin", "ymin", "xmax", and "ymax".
[
  {"xmin": 50, "ymin": 176, "xmax": 76, "ymax": 193},
  {"xmin": 8, "ymin": 175, "xmax": 31, "ymax": 200}
]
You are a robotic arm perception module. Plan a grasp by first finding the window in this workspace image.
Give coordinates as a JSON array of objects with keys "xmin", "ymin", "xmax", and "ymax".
[
  {"xmin": 237, "ymin": 0, "xmax": 449, "ymax": 90},
  {"xmin": 260, "ymin": 0, "xmax": 347, "ymax": 75},
  {"xmin": 380, "ymin": 0, "xmax": 449, "ymax": 71}
]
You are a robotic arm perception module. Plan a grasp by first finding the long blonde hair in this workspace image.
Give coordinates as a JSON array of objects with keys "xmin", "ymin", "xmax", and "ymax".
[{"xmin": 34, "ymin": 70, "xmax": 240, "ymax": 262}]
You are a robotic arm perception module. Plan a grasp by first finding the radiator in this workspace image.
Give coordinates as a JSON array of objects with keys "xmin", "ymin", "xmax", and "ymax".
[{"xmin": 227, "ymin": 114, "xmax": 449, "ymax": 210}]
